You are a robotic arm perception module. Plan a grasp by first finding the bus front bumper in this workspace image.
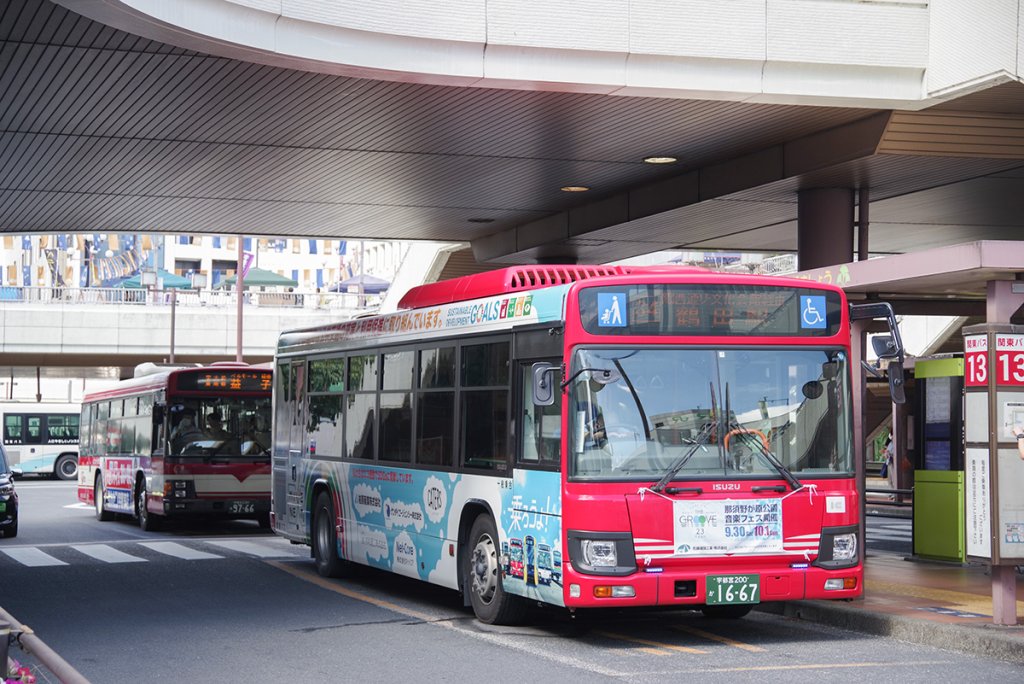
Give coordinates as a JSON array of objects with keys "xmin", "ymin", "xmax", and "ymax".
[{"xmin": 561, "ymin": 562, "xmax": 862, "ymax": 609}]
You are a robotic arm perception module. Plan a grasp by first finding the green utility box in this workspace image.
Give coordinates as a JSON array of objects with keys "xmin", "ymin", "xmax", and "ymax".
[{"xmin": 913, "ymin": 469, "xmax": 965, "ymax": 562}]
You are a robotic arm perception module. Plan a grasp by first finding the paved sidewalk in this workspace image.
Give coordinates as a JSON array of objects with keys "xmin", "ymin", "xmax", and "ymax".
[{"xmin": 764, "ymin": 551, "xmax": 1024, "ymax": 665}]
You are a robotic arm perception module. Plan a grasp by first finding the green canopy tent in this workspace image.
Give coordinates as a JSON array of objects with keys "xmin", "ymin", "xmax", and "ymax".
[
  {"xmin": 216, "ymin": 267, "xmax": 298, "ymax": 290},
  {"xmin": 117, "ymin": 269, "xmax": 192, "ymax": 289}
]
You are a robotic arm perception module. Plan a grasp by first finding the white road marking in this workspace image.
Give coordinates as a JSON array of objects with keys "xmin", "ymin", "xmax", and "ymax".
[
  {"xmin": 140, "ymin": 541, "xmax": 223, "ymax": 560},
  {"xmin": 71, "ymin": 544, "xmax": 147, "ymax": 563},
  {"xmin": 2, "ymin": 548, "xmax": 68, "ymax": 567},
  {"xmin": 206, "ymin": 540, "xmax": 295, "ymax": 558}
]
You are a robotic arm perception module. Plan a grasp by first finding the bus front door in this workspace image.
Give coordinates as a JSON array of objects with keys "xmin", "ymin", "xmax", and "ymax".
[{"xmin": 274, "ymin": 361, "xmax": 307, "ymax": 537}]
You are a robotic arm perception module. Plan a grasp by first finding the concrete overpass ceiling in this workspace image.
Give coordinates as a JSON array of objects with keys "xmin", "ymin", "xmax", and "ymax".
[{"xmin": 2, "ymin": 1, "xmax": 1024, "ymax": 269}]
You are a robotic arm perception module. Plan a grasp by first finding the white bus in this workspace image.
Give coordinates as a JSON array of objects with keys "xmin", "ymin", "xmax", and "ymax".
[{"xmin": 1, "ymin": 402, "xmax": 81, "ymax": 480}]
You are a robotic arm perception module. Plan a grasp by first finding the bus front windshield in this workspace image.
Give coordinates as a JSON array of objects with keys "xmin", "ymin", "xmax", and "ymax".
[
  {"xmin": 568, "ymin": 347, "xmax": 851, "ymax": 481},
  {"xmin": 168, "ymin": 398, "xmax": 271, "ymax": 459}
]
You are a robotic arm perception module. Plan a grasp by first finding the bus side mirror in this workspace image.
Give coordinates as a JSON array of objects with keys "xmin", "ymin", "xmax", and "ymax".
[
  {"xmin": 871, "ymin": 334, "xmax": 899, "ymax": 359},
  {"xmin": 888, "ymin": 360, "xmax": 906, "ymax": 405},
  {"xmin": 532, "ymin": 363, "xmax": 558, "ymax": 407}
]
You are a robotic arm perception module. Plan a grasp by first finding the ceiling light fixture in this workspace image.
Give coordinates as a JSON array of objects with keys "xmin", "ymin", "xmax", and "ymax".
[
  {"xmin": 560, "ymin": 186, "xmax": 590, "ymax": 192},
  {"xmin": 643, "ymin": 156, "xmax": 677, "ymax": 164}
]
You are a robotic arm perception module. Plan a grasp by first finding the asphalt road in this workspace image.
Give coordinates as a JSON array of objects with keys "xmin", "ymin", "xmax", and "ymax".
[{"xmin": 0, "ymin": 480, "xmax": 1018, "ymax": 683}]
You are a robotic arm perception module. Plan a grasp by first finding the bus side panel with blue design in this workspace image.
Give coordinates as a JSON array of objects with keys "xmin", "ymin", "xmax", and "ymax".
[{"xmin": 1, "ymin": 402, "xmax": 81, "ymax": 480}]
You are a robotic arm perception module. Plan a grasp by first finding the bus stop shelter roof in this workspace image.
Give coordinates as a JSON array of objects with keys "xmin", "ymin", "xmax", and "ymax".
[{"xmin": 796, "ymin": 241, "xmax": 1024, "ymax": 309}]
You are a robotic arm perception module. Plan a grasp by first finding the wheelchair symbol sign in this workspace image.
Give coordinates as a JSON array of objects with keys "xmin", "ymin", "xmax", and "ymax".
[{"xmin": 800, "ymin": 296, "xmax": 827, "ymax": 329}]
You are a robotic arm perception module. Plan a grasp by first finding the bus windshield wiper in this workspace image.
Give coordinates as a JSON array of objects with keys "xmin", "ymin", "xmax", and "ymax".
[
  {"xmin": 729, "ymin": 421, "xmax": 802, "ymax": 491},
  {"xmin": 650, "ymin": 421, "xmax": 715, "ymax": 493}
]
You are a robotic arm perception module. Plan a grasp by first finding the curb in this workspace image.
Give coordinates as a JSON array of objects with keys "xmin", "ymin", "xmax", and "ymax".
[{"xmin": 758, "ymin": 600, "xmax": 1024, "ymax": 665}]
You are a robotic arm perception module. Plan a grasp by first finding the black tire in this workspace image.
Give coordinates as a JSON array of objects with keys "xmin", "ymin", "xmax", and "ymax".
[
  {"xmin": 312, "ymin": 491, "xmax": 348, "ymax": 578},
  {"xmin": 136, "ymin": 483, "xmax": 162, "ymax": 531},
  {"xmin": 94, "ymin": 476, "xmax": 114, "ymax": 521},
  {"xmin": 1, "ymin": 521, "xmax": 16, "ymax": 538},
  {"xmin": 465, "ymin": 515, "xmax": 527, "ymax": 625},
  {"xmin": 53, "ymin": 455, "xmax": 77, "ymax": 481},
  {"xmin": 257, "ymin": 512, "xmax": 271, "ymax": 530},
  {"xmin": 701, "ymin": 604, "xmax": 753, "ymax": 619}
]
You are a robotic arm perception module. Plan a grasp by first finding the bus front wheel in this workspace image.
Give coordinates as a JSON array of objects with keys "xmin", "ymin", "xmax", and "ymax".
[
  {"xmin": 94, "ymin": 477, "xmax": 113, "ymax": 522},
  {"xmin": 136, "ymin": 484, "xmax": 162, "ymax": 532},
  {"xmin": 465, "ymin": 515, "xmax": 527, "ymax": 625},
  {"xmin": 312, "ymin": 491, "xmax": 348, "ymax": 578}
]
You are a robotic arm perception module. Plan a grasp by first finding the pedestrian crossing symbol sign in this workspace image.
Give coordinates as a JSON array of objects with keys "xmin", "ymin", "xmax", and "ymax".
[{"xmin": 598, "ymin": 292, "xmax": 626, "ymax": 327}]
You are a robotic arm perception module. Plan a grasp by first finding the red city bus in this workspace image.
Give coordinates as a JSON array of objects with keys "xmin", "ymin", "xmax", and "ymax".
[
  {"xmin": 78, "ymin": 362, "xmax": 273, "ymax": 530},
  {"xmin": 273, "ymin": 265, "xmax": 903, "ymax": 623}
]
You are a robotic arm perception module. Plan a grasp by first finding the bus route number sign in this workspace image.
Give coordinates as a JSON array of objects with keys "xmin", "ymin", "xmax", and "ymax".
[
  {"xmin": 706, "ymin": 574, "xmax": 760, "ymax": 605},
  {"xmin": 965, "ymin": 334, "xmax": 1024, "ymax": 387}
]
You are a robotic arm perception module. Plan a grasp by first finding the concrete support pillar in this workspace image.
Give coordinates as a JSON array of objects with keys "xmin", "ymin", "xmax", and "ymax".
[
  {"xmin": 857, "ymin": 187, "xmax": 870, "ymax": 261},
  {"xmin": 797, "ymin": 188, "xmax": 855, "ymax": 270},
  {"xmin": 986, "ymin": 280, "xmax": 1024, "ymax": 323}
]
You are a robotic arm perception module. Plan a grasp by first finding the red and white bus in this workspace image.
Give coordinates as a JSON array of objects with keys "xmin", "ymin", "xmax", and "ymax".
[
  {"xmin": 78, "ymin": 362, "xmax": 274, "ymax": 530},
  {"xmin": 271, "ymin": 265, "xmax": 903, "ymax": 623}
]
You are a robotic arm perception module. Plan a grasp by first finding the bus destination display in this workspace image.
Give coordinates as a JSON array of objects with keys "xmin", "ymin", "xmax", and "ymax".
[
  {"xmin": 579, "ymin": 284, "xmax": 841, "ymax": 337},
  {"xmin": 174, "ymin": 371, "xmax": 273, "ymax": 393}
]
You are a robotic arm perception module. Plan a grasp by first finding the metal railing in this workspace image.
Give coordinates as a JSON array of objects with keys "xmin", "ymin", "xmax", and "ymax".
[
  {"xmin": 865, "ymin": 486, "xmax": 914, "ymax": 507},
  {"xmin": 0, "ymin": 286, "xmax": 382, "ymax": 311},
  {"xmin": 1, "ymin": 607, "xmax": 89, "ymax": 683}
]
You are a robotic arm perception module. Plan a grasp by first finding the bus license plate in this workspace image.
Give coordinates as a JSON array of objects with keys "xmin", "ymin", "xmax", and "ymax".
[
  {"xmin": 0, "ymin": 502, "xmax": 5, "ymax": 512},
  {"xmin": 228, "ymin": 501, "xmax": 255, "ymax": 514},
  {"xmin": 706, "ymin": 575, "xmax": 760, "ymax": 605}
]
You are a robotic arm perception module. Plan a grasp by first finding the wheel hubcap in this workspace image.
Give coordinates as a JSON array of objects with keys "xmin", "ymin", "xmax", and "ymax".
[{"xmin": 471, "ymin": 535, "xmax": 497, "ymax": 604}]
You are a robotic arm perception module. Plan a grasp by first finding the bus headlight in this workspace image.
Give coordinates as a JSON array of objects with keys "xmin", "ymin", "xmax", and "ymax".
[
  {"xmin": 580, "ymin": 540, "xmax": 617, "ymax": 567},
  {"xmin": 832, "ymin": 534, "xmax": 857, "ymax": 562},
  {"xmin": 567, "ymin": 531, "xmax": 636, "ymax": 576},
  {"xmin": 814, "ymin": 525, "xmax": 859, "ymax": 569}
]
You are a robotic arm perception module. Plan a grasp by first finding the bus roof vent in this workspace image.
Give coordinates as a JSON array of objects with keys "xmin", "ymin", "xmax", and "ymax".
[
  {"xmin": 397, "ymin": 264, "xmax": 631, "ymax": 309},
  {"xmin": 133, "ymin": 362, "xmax": 201, "ymax": 378}
]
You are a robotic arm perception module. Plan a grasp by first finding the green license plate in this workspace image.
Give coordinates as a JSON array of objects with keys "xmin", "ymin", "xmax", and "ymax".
[
  {"xmin": 0, "ymin": 502, "xmax": 5, "ymax": 513},
  {"xmin": 706, "ymin": 574, "xmax": 760, "ymax": 605}
]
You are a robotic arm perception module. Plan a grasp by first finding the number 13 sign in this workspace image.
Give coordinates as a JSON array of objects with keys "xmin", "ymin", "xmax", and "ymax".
[{"xmin": 965, "ymin": 334, "xmax": 1024, "ymax": 387}]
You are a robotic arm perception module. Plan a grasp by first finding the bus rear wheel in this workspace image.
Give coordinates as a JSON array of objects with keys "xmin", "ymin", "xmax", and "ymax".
[
  {"xmin": 465, "ymin": 515, "xmax": 526, "ymax": 625},
  {"xmin": 312, "ymin": 491, "xmax": 348, "ymax": 578},
  {"xmin": 53, "ymin": 455, "xmax": 77, "ymax": 481},
  {"xmin": 94, "ymin": 476, "xmax": 113, "ymax": 521}
]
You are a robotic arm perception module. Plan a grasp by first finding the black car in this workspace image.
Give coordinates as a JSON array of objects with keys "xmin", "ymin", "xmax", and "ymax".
[{"xmin": 0, "ymin": 444, "xmax": 17, "ymax": 538}]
